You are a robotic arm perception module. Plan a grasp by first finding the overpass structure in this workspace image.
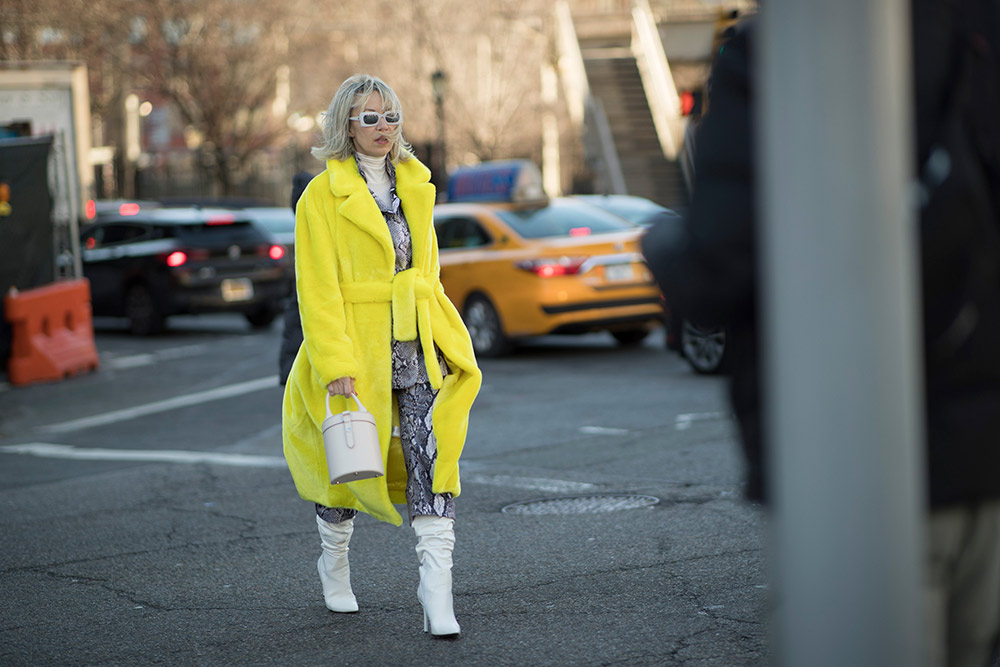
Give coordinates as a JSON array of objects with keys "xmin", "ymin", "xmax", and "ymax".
[{"xmin": 555, "ymin": 0, "xmax": 754, "ymax": 209}]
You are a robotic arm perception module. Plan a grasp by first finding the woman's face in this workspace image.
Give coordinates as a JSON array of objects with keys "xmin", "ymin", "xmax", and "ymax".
[{"xmin": 349, "ymin": 92, "xmax": 396, "ymax": 159}]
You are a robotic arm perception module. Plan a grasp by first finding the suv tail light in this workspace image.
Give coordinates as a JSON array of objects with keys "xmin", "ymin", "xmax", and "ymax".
[
  {"xmin": 164, "ymin": 249, "xmax": 209, "ymax": 267},
  {"xmin": 515, "ymin": 257, "xmax": 587, "ymax": 278},
  {"xmin": 166, "ymin": 251, "xmax": 188, "ymax": 267},
  {"xmin": 256, "ymin": 244, "xmax": 285, "ymax": 260}
]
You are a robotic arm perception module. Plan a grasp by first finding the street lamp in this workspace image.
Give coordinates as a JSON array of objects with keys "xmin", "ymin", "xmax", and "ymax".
[{"xmin": 430, "ymin": 69, "xmax": 448, "ymax": 181}]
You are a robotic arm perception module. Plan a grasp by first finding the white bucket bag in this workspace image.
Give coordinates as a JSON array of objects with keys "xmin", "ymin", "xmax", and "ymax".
[{"xmin": 322, "ymin": 392, "xmax": 384, "ymax": 485}]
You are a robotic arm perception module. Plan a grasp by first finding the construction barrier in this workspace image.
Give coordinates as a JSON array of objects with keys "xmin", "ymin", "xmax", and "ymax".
[{"xmin": 4, "ymin": 278, "xmax": 100, "ymax": 386}]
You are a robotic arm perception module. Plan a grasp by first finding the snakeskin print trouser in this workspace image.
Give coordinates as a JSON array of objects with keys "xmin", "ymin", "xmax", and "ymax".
[{"xmin": 316, "ymin": 380, "xmax": 455, "ymax": 526}]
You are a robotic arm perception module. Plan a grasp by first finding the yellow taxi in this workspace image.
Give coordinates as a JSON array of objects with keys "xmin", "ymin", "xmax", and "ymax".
[{"xmin": 434, "ymin": 161, "xmax": 663, "ymax": 357}]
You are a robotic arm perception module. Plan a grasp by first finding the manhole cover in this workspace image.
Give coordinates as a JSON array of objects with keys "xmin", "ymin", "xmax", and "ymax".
[{"xmin": 501, "ymin": 494, "xmax": 660, "ymax": 515}]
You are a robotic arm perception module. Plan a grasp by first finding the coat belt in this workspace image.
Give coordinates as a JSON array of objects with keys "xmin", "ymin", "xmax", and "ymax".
[{"xmin": 340, "ymin": 268, "xmax": 444, "ymax": 388}]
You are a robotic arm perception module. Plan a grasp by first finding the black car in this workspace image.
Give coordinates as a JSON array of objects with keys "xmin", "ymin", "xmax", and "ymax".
[
  {"xmin": 240, "ymin": 206, "xmax": 296, "ymax": 268},
  {"xmin": 84, "ymin": 198, "xmax": 162, "ymax": 224},
  {"xmin": 570, "ymin": 194, "xmax": 680, "ymax": 227},
  {"xmin": 643, "ymin": 208, "xmax": 729, "ymax": 375},
  {"xmin": 81, "ymin": 207, "xmax": 291, "ymax": 334}
]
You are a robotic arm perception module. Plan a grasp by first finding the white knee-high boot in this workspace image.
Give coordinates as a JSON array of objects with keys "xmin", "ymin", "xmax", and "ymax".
[
  {"xmin": 315, "ymin": 515, "xmax": 358, "ymax": 613},
  {"xmin": 412, "ymin": 516, "xmax": 460, "ymax": 637}
]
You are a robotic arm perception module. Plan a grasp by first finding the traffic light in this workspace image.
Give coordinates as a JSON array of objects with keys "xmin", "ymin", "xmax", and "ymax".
[{"xmin": 679, "ymin": 90, "xmax": 703, "ymax": 117}]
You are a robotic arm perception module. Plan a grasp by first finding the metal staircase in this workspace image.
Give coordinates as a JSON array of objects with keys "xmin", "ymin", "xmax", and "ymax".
[
  {"xmin": 560, "ymin": 2, "xmax": 690, "ymax": 210},
  {"xmin": 583, "ymin": 53, "xmax": 685, "ymax": 208}
]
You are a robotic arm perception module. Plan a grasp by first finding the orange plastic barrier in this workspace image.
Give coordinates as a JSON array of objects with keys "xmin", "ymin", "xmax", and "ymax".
[{"xmin": 4, "ymin": 278, "xmax": 100, "ymax": 386}]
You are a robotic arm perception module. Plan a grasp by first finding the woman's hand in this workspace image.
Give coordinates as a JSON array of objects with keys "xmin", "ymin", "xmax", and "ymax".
[{"xmin": 327, "ymin": 377, "xmax": 355, "ymax": 397}]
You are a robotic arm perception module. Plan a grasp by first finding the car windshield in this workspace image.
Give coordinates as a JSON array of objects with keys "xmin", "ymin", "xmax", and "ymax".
[
  {"xmin": 244, "ymin": 209, "xmax": 295, "ymax": 234},
  {"xmin": 494, "ymin": 200, "xmax": 639, "ymax": 239},
  {"xmin": 575, "ymin": 196, "xmax": 678, "ymax": 226},
  {"xmin": 173, "ymin": 221, "xmax": 264, "ymax": 244},
  {"xmin": 596, "ymin": 200, "xmax": 665, "ymax": 222}
]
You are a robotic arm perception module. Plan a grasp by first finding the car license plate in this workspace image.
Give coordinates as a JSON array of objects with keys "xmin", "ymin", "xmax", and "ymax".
[
  {"xmin": 221, "ymin": 278, "xmax": 254, "ymax": 302},
  {"xmin": 604, "ymin": 264, "xmax": 635, "ymax": 282}
]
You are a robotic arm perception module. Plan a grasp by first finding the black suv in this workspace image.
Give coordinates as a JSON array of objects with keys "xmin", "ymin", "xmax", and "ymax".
[{"xmin": 81, "ymin": 207, "xmax": 291, "ymax": 334}]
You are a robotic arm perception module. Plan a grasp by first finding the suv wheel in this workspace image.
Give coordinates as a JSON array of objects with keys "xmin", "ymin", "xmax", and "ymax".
[
  {"xmin": 681, "ymin": 321, "xmax": 727, "ymax": 374},
  {"xmin": 463, "ymin": 294, "xmax": 510, "ymax": 358},
  {"xmin": 245, "ymin": 304, "xmax": 279, "ymax": 329},
  {"xmin": 125, "ymin": 284, "xmax": 165, "ymax": 336}
]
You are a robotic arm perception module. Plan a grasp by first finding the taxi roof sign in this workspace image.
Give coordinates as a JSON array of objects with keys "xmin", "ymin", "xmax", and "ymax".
[{"xmin": 446, "ymin": 160, "xmax": 546, "ymax": 203}]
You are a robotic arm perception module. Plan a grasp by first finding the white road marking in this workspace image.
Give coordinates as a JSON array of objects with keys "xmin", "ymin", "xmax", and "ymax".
[
  {"xmin": 578, "ymin": 426, "xmax": 629, "ymax": 436},
  {"xmin": 462, "ymin": 473, "xmax": 598, "ymax": 494},
  {"xmin": 229, "ymin": 423, "xmax": 283, "ymax": 450},
  {"xmin": 41, "ymin": 376, "xmax": 278, "ymax": 434},
  {"xmin": 0, "ymin": 343, "xmax": 212, "ymax": 390},
  {"xmin": 106, "ymin": 353, "xmax": 157, "ymax": 370},
  {"xmin": 674, "ymin": 412, "xmax": 728, "ymax": 431},
  {"xmin": 0, "ymin": 442, "xmax": 286, "ymax": 468},
  {"xmin": 105, "ymin": 344, "xmax": 210, "ymax": 370},
  {"xmin": 1, "ymin": 443, "xmax": 602, "ymax": 493}
]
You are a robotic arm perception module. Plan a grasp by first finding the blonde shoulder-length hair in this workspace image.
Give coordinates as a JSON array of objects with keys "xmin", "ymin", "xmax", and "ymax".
[{"xmin": 311, "ymin": 74, "xmax": 413, "ymax": 164}]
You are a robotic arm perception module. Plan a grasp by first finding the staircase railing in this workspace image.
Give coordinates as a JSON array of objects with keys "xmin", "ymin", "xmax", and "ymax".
[
  {"xmin": 630, "ymin": 0, "xmax": 686, "ymax": 160},
  {"xmin": 555, "ymin": 0, "xmax": 627, "ymax": 195}
]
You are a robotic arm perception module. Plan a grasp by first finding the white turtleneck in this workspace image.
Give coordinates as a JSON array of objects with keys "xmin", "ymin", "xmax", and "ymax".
[{"xmin": 356, "ymin": 152, "xmax": 391, "ymax": 206}]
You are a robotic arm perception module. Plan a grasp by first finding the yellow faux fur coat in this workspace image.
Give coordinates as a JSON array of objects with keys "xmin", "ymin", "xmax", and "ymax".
[{"xmin": 282, "ymin": 155, "xmax": 481, "ymax": 526}]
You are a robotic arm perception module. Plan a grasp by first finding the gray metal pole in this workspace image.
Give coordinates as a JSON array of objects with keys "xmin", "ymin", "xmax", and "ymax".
[{"xmin": 758, "ymin": 2, "xmax": 926, "ymax": 666}]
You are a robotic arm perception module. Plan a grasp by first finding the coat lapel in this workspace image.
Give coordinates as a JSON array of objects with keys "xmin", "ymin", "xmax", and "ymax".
[
  {"xmin": 326, "ymin": 156, "xmax": 436, "ymax": 273},
  {"xmin": 327, "ymin": 158, "xmax": 396, "ymax": 268},
  {"xmin": 394, "ymin": 158, "xmax": 436, "ymax": 272}
]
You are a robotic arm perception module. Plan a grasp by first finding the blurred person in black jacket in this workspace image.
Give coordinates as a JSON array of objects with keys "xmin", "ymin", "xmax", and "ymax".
[
  {"xmin": 278, "ymin": 170, "xmax": 312, "ymax": 385},
  {"xmin": 642, "ymin": 3, "xmax": 1000, "ymax": 665}
]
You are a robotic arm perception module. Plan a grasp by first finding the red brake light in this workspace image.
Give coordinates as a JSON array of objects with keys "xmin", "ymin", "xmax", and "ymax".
[
  {"xmin": 515, "ymin": 257, "xmax": 587, "ymax": 277},
  {"xmin": 206, "ymin": 215, "xmax": 234, "ymax": 225},
  {"xmin": 166, "ymin": 251, "xmax": 187, "ymax": 267},
  {"xmin": 569, "ymin": 227, "xmax": 591, "ymax": 237},
  {"xmin": 269, "ymin": 245, "xmax": 285, "ymax": 260},
  {"xmin": 119, "ymin": 202, "xmax": 141, "ymax": 216},
  {"xmin": 85, "ymin": 200, "xmax": 96, "ymax": 219},
  {"xmin": 85, "ymin": 237, "xmax": 96, "ymax": 249},
  {"xmin": 538, "ymin": 264, "xmax": 566, "ymax": 278}
]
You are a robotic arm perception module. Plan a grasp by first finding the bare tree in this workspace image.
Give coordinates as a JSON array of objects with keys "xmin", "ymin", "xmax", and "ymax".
[
  {"xmin": 12, "ymin": 0, "xmax": 561, "ymax": 195},
  {"xmin": 291, "ymin": 0, "xmax": 552, "ymax": 172},
  {"xmin": 126, "ymin": 0, "xmax": 293, "ymax": 195},
  {"xmin": 0, "ymin": 0, "xmax": 133, "ymax": 122},
  {"xmin": 386, "ymin": 0, "xmax": 551, "ymax": 167},
  {"xmin": 0, "ymin": 0, "xmax": 63, "ymax": 61},
  {"xmin": 443, "ymin": 1, "xmax": 550, "ymax": 163},
  {"xmin": 12, "ymin": 0, "xmax": 304, "ymax": 195}
]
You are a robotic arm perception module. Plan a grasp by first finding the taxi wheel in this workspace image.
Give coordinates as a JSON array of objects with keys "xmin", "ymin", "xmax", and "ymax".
[
  {"xmin": 125, "ymin": 284, "xmax": 165, "ymax": 336},
  {"xmin": 463, "ymin": 294, "xmax": 510, "ymax": 358}
]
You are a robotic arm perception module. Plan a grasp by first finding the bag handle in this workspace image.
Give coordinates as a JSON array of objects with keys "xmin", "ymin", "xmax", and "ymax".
[{"xmin": 324, "ymin": 392, "xmax": 368, "ymax": 419}]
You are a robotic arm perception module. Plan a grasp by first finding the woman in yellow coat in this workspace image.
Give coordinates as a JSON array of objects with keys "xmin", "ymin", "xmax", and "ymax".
[{"xmin": 282, "ymin": 74, "xmax": 481, "ymax": 638}]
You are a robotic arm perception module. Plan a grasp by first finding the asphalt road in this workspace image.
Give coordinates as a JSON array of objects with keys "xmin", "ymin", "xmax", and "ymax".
[{"xmin": 0, "ymin": 314, "xmax": 766, "ymax": 666}]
